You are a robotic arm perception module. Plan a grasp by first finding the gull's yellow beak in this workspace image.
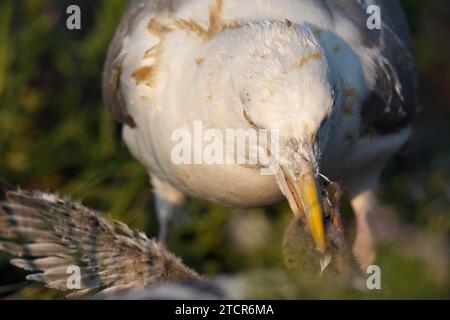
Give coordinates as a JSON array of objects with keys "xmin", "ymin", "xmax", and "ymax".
[{"xmin": 286, "ymin": 170, "xmax": 327, "ymax": 253}]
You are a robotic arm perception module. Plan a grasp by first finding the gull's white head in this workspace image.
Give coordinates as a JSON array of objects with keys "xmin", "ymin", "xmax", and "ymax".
[{"xmin": 226, "ymin": 21, "xmax": 342, "ymax": 264}]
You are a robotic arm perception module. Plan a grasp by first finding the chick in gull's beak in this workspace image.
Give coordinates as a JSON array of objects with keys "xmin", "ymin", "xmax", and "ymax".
[
  {"xmin": 282, "ymin": 180, "xmax": 352, "ymax": 274},
  {"xmin": 272, "ymin": 158, "xmax": 332, "ymax": 272}
]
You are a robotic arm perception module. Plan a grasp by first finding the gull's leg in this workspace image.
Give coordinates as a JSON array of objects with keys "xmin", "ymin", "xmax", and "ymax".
[
  {"xmin": 350, "ymin": 188, "xmax": 379, "ymax": 270},
  {"xmin": 343, "ymin": 130, "xmax": 410, "ymax": 270},
  {"xmin": 151, "ymin": 175, "xmax": 188, "ymax": 245}
]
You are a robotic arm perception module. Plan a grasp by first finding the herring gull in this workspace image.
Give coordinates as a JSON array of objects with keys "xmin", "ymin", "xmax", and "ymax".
[{"xmin": 102, "ymin": 0, "xmax": 418, "ymax": 271}]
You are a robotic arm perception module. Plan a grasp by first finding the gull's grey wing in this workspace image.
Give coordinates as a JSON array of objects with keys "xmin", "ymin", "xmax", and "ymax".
[
  {"xmin": 326, "ymin": 0, "xmax": 413, "ymax": 49},
  {"xmin": 326, "ymin": 0, "xmax": 419, "ymax": 135}
]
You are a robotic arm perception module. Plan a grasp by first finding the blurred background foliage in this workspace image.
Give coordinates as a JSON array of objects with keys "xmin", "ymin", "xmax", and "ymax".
[{"xmin": 0, "ymin": 0, "xmax": 448, "ymax": 299}]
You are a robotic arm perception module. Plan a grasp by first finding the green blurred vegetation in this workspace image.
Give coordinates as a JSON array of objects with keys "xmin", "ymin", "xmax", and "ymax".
[{"xmin": 0, "ymin": 1, "xmax": 449, "ymax": 299}]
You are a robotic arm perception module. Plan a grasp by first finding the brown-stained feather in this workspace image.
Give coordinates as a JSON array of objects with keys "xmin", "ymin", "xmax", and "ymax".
[
  {"xmin": 344, "ymin": 88, "xmax": 358, "ymax": 98},
  {"xmin": 342, "ymin": 105, "xmax": 354, "ymax": 116},
  {"xmin": 147, "ymin": 18, "xmax": 173, "ymax": 36},
  {"xmin": 175, "ymin": 0, "xmax": 242, "ymax": 41},
  {"xmin": 174, "ymin": 19, "xmax": 208, "ymax": 38},
  {"xmin": 297, "ymin": 51, "xmax": 323, "ymax": 68},
  {"xmin": 132, "ymin": 65, "xmax": 157, "ymax": 87},
  {"xmin": 195, "ymin": 57, "xmax": 205, "ymax": 65},
  {"xmin": 266, "ymin": 50, "xmax": 324, "ymax": 87},
  {"xmin": 207, "ymin": 0, "xmax": 225, "ymax": 37}
]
